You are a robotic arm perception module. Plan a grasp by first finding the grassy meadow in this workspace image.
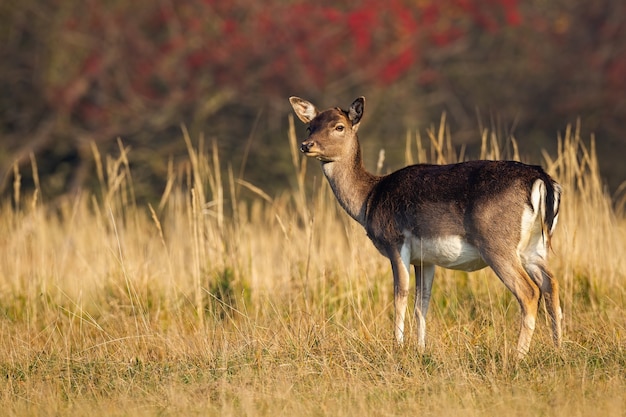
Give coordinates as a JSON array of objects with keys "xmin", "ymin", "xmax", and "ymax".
[{"xmin": 1, "ymin": 119, "xmax": 624, "ymax": 416}]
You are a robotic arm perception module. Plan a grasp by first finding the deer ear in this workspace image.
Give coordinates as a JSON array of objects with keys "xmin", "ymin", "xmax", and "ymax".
[
  {"xmin": 289, "ymin": 97, "xmax": 319, "ymax": 123},
  {"xmin": 348, "ymin": 97, "xmax": 365, "ymax": 126}
]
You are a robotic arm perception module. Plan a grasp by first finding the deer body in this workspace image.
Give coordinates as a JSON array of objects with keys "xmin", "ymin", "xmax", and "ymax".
[{"xmin": 289, "ymin": 96, "xmax": 563, "ymax": 357}]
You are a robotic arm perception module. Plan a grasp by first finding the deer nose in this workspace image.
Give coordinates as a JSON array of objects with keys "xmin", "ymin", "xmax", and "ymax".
[{"xmin": 300, "ymin": 141, "xmax": 313, "ymax": 153}]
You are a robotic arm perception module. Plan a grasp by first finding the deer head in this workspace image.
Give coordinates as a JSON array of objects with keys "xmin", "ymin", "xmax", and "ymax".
[{"xmin": 289, "ymin": 96, "xmax": 365, "ymax": 163}]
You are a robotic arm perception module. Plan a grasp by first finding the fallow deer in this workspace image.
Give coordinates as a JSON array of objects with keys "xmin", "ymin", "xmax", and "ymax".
[{"xmin": 289, "ymin": 96, "xmax": 563, "ymax": 358}]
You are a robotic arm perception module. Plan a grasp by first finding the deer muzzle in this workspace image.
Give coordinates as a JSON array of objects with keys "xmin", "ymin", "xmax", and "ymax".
[{"xmin": 300, "ymin": 141, "xmax": 314, "ymax": 154}]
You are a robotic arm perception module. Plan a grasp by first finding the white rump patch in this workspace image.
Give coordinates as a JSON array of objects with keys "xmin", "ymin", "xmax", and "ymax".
[
  {"xmin": 530, "ymin": 179, "xmax": 546, "ymax": 221},
  {"xmin": 551, "ymin": 183, "xmax": 562, "ymax": 235},
  {"xmin": 402, "ymin": 231, "xmax": 487, "ymax": 271},
  {"xmin": 518, "ymin": 179, "xmax": 549, "ymax": 263}
]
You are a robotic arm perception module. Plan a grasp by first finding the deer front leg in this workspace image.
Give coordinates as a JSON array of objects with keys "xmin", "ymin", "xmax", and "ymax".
[
  {"xmin": 390, "ymin": 249, "xmax": 411, "ymax": 345},
  {"xmin": 414, "ymin": 263, "xmax": 435, "ymax": 352}
]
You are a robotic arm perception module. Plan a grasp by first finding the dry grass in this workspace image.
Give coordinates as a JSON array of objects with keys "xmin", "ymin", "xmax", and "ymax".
[{"xmin": 0, "ymin": 119, "xmax": 624, "ymax": 416}]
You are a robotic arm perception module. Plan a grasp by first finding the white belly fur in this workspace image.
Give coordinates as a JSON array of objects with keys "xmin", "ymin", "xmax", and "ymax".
[{"xmin": 402, "ymin": 231, "xmax": 487, "ymax": 271}]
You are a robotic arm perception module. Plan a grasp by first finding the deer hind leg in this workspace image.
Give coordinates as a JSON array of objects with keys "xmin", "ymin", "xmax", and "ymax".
[
  {"xmin": 414, "ymin": 263, "xmax": 435, "ymax": 352},
  {"xmin": 483, "ymin": 252, "xmax": 541, "ymax": 358},
  {"xmin": 389, "ymin": 249, "xmax": 411, "ymax": 346},
  {"xmin": 524, "ymin": 262, "xmax": 563, "ymax": 349}
]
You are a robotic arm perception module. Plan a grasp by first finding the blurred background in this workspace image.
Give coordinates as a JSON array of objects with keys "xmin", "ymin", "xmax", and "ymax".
[{"xmin": 1, "ymin": 0, "xmax": 625, "ymax": 202}]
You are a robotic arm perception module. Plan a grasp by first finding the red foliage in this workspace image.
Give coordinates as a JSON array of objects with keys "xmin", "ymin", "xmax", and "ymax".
[
  {"xmin": 47, "ymin": 0, "xmax": 525, "ymax": 131},
  {"xmin": 381, "ymin": 49, "xmax": 416, "ymax": 85},
  {"xmin": 6, "ymin": 0, "xmax": 626, "ymax": 198}
]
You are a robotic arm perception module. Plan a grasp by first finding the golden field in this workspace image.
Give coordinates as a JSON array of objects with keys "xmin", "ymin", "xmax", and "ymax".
[{"xmin": 0, "ymin": 120, "xmax": 624, "ymax": 416}]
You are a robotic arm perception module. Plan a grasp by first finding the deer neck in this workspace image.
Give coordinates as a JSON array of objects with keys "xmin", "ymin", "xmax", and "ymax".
[{"xmin": 320, "ymin": 143, "xmax": 379, "ymax": 226}]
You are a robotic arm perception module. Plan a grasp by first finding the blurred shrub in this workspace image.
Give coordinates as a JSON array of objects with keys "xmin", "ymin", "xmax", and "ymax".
[{"xmin": 1, "ymin": 0, "xmax": 624, "ymax": 199}]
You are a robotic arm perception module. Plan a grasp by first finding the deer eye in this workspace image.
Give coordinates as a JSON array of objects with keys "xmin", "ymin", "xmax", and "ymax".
[{"xmin": 335, "ymin": 124, "xmax": 345, "ymax": 132}]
